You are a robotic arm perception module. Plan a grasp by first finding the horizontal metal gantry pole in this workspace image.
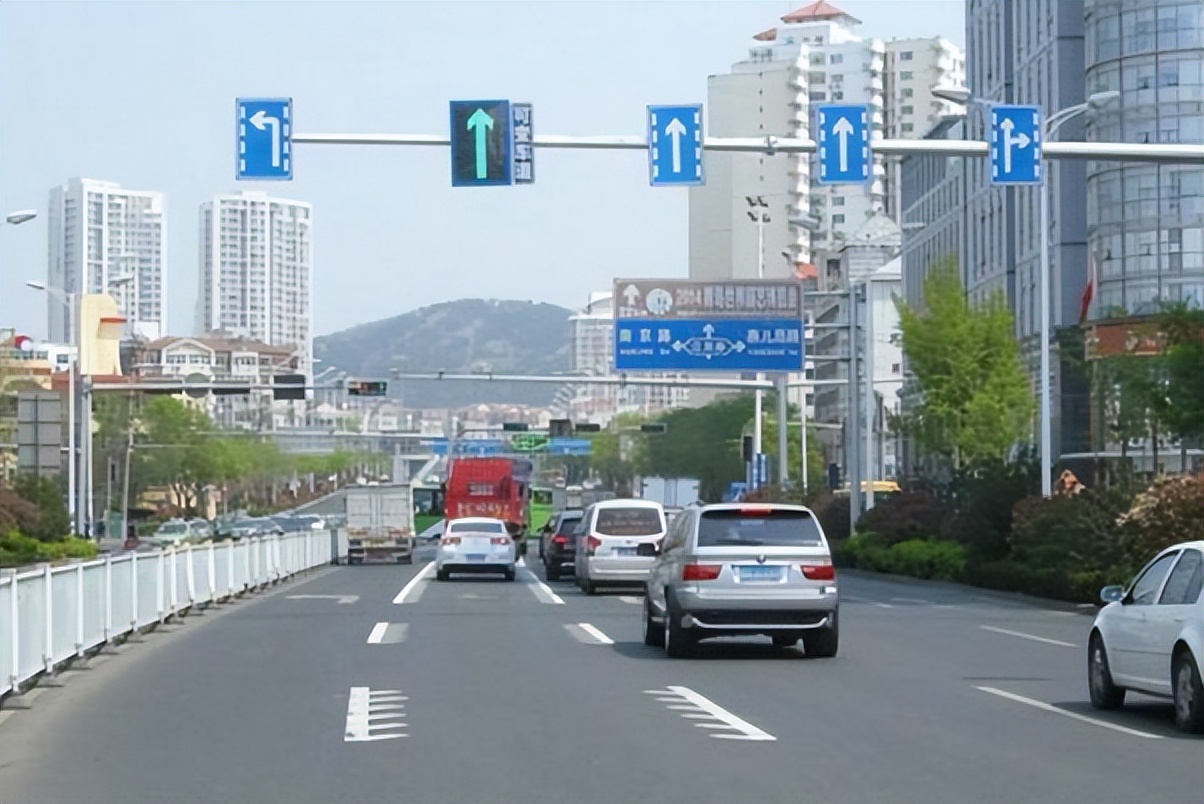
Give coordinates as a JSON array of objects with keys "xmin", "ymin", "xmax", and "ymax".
[
  {"xmin": 390, "ymin": 371, "xmax": 778, "ymax": 391},
  {"xmin": 291, "ymin": 132, "xmax": 1204, "ymax": 164}
]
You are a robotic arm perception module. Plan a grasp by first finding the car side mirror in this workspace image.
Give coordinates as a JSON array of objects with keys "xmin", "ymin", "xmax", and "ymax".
[
  {"xmin": 636, "ymin": 543, "xmax": 659, "ymax": 558},
  {"xmin": 1100, "ymin": 585, "xmax": 1125, "ymax": 604}
]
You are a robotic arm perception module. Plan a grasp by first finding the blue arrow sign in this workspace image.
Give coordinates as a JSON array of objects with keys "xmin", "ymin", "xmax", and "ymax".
[
  {"xmin": 647, "ymin": 104, "xmax": 704, "ymax": 186},
  {"xmin": 237, "ymin": 98, "xmax": 292, "ymax": 181},
  {"xmin": 990, "ymin": 105, "xmax": 1042, "ymax": 185},
  {"xmin": 615, "ymin": 318, "xmax": 803, "ymax": 372},
  {"xmin": 817, "ymin": 104, "xmax": 869, "ymax": 184}
]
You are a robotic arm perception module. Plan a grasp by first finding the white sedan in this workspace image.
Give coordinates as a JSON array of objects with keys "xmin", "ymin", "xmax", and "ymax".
[
  {"xmin": 436, "ymin": 518, "xmax": 517, "ymax": 581},
  {"xmin": 1088, "ymin": 540, "xmax": 1204, "ymax": 733}
]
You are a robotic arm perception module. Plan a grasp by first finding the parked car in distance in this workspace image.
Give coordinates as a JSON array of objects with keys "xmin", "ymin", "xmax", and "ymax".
[
  {"xmin": 541, "ymin": 509, "xmax": 584, "ymax": 581},
  {"xmin": 641, "ymin": 503, "xmax": 839, "ymax": 659},
  {"xmin": 1088, "ymin": 540, "xmax": 1204, "ymax": 734},
  {"xmin": 574, "ymin": 499, "xmax": 667, "ymax": 595}
]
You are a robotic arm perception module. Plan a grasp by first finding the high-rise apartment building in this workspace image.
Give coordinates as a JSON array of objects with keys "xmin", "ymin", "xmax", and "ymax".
[
  {"xmin": 46, "ymin": 178, "xmax": 166, "ymax": 342},
  {"xmin": 688, "ymin": 1, "xmax": 964, "ymax": 282},
  {"xmin": 197, "ymin": 191, "xmax": 314, "ymax": 369}
]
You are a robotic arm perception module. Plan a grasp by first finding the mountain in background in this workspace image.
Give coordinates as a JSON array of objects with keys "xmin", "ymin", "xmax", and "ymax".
[{"xmin": 313, "ymin": 299, "xmax": 573, "ymax": 409}]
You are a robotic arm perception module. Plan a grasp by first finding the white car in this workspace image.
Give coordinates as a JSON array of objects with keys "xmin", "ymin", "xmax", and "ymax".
[
  {"xmin": 1088, "ymin": 540, "xmax": 1204, "ymax": 733},
  {"xmin": 436, "ymin": 518, "xmax": 517, "ymax": 581},
  {"xmin": 573, "ymin": 499, "xmax": 667, "ymax": 595}
]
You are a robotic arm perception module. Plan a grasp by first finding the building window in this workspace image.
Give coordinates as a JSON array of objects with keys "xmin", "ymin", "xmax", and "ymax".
[
  {"xmin": 832, "ymin": 91, "xmax": 844, "ymax": 100},
  {"xmin": 900, "ymin": 51, "xmax": 913, "ymax": 61},
  {"xmin": 902, "ymin": 123, "xmax": 914, "ymax": 133},
  {"xmin": 900, "ymin": 71, "xmax": 913, "ymax": 80},
  {"xmin": 830, "ymin": 54, "xmax": 843, "ymax": 64},
  {"xmin": 833, "ymin": 197, "xmax": 845, "ymax": 206},
  {"xmin": 902, "ymin": 105, "xmax": 914, "ymax": 115},
  {"xmin": 833, "ymin": 214, "xmax": 846, "ymax": 224}
]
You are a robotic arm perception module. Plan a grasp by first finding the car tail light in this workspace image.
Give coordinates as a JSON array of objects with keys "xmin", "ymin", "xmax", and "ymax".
[
  {"xmin": 801, "ymin": 560, "xmax": 835, "ymax": 581},
  {"xmin": 491, "ymin": 537, "xmax": 510, "ymax": 546},
  {"xmin": 737, "ymin": 508, "xmax": 773, "ymax": 516},
  {"xmin": 682, "ymin": 563, "xmax": 722, "ymax": 581},
  {"xmin": 551, "ymin": 535, "xmax": 568, "ymax": 546},
  {"xmin": 586, "ymin": 536, "xmax": 602, "ymax": 555},
  {"xmin": 440, "ymin": 537, "xmax": 461, "ymax": 547}
]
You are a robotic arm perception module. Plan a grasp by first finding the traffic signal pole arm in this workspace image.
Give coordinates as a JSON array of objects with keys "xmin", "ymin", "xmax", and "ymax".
[{"xmin": 290, "ymin": 131, "xmax": 1203, "ymax": 164}]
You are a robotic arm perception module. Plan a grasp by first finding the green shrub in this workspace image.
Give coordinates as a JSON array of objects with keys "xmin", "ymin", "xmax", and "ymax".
[
  {"xmin": 855, "ymin": 491, "xmax": 950, "ymax": 546},
  {"xmin": 810, "ymin": 491, "xmax": 851, "ymax": 541},
  {"xmin": 0, "ymin": 531, "xmax": 98, "ymax": 567},
  {"xmin": 840, "ymin": 533, "xmax": 965, "ymax": 582},
  {"xmin": 10, "ymin": 474, "xmax": 71, "ymax": 540},
  {"xmin": 1120, "ymin": 475, "xmax": 1204, "ymax": 563}
]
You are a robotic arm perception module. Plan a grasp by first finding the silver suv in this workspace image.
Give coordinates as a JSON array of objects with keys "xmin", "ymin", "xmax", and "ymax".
[{"xmin": 640, "ymin": 503, "xmax": 839, "ymax": 658}]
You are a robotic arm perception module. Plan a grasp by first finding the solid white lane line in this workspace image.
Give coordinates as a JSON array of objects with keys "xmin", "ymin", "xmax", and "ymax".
[
  {"xmin": 619, "ymin": 596, "xmax": 643, "ymax": 605},
  {"xmin": 891, "ymin": 596, "xmax": 934, "ymax": 605},
  {"xmin": 577, "ymin": 622, "xmax": 615, "ymax": 644},
  {"xmin": 646, "ymin": 687, "xmax": 776, "ymax": 742},
  {"xmin": 980, "ymin": 625, "xmax": 1077, "ymax": 648},
  {"xmin": 975, "ymin": 687, "xmax": 1162, "ymax": 740},
  {"xmin": 366, "ymin": 622, "xmax": 407, "ymax": 644},
  {"xmin": 367, "ymin": 622, "xmax": 390, "ymax": 644},
  {"xmin": 393, "ymin": 563, "xmax": 435, "ymax": 604},
  {"xmin": 842, "ymin": 596, "xmax": 894, "ymax": 609},
  {"xmin": 345, "ymin": 687, "xmax": 407, "ymax": 742},
  {"xmin": 523, "ymin": 570, "xmax": 565, "ymax": 605}
]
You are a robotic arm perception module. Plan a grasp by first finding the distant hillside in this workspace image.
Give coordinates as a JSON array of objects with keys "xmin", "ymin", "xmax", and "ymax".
[{"xmin": 313, "ymin": 299, "xmax": 573, "ymax": 409}]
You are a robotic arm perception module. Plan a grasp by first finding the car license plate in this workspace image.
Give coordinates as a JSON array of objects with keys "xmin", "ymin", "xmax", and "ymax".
[
  {"xmin": 738, "ymin": 565, "xmax": 782, "ymax": 582},
  {"xmin": 615, "ymin": 547, "xmax": 637, "ymax": 556},
  {"xmin": 466, "ymin": 554, "xmax": 486, "ymax": 562}
]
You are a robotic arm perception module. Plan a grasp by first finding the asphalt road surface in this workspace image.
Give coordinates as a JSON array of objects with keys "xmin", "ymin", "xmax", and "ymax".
[{"xmin": 1, "ymin": 549, "xmax": 1201, "ymax": 804}]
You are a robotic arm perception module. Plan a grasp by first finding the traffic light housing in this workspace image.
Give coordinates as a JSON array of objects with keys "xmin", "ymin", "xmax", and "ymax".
[
  {"xmin": 640, "ymin": 423, "xmax": 668, "ymax": 434},
  {"xmin": 272, "ymin": 373, "xmax": 306, "ymax": 401},
  {"xmin": 574, "ymin": 422, "xmax": 602, "ymax": 433},
  {"xmin": 347, "ymin": 380, "xmax": 387, "ymax": 397},
  {"xmin": 549, "ymin": 418, "xmax": 572, "ymax": 438},
  {"xmin": 450, "ymin": 100, "xmax": 513, "ymax": 187},
  {"xmin": 502, "ymin": 422, "xmax": 529, "ymax": 432}
]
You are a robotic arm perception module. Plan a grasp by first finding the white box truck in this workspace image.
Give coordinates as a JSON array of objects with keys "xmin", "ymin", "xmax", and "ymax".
[{"xmin": 345, "ymin": 484, "xmax": 415, "ymax": 564}]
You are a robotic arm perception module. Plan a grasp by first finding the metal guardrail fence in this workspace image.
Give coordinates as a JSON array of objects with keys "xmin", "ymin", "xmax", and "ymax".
[{"xmin": 1, "ymin": 530, "xmax": 341, "ymax": 700}]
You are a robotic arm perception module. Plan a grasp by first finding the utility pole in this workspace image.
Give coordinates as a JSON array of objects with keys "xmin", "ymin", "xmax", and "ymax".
[{"xmin": 864, "ymin": 277, "xmax": 876, "ymax": 512}]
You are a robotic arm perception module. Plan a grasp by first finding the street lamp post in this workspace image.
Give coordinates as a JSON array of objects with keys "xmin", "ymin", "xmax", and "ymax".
[
  {"xmin": 746, "ymin": 195, "xmax": 770, "ymax": 487},
  {"xmin": 930, "ymin": 86, "xmax": 1119, "ymax": 497},
  {"xmin": 26, "ymin": 280, "xmax": 78, "ymax": 535},
  {"xmin": 4, "ymin": 209, "xmax": 37, "ymax": 227}
]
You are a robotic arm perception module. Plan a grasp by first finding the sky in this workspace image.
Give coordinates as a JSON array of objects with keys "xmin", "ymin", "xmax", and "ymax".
[{"xmin": 0, "ymin": 0, "xmax": 965, "ymax": 340}]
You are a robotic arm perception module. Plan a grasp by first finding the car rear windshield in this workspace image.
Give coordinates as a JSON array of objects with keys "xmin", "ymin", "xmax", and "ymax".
[
  {"xmin": 448, "ymin": 521, "xmax": 506, "ymax": 534},
  {"xmin": 556, "ymin": 515, "xmax": 583, "ymax": 534},
  {"xmin": 697, "ymin": 509, "xmax": 824, "ymax": 547},
  {"xmin": 594, "ymin": 507, "xmax": 663, "ymax": 536}
]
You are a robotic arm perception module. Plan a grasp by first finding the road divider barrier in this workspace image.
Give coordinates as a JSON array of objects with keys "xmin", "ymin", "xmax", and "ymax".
[{"xmin": 1, "ymin": 529, "xmax": 343, "ymax": 702}]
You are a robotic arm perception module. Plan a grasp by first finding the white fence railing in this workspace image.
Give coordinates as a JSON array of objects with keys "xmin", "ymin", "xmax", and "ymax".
[{"xmin": 1, "ymin": 530, "xmax": 339, "ymax": 699}]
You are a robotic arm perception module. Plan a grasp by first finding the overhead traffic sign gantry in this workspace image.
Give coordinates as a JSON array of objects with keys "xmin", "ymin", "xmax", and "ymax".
[
  {"xmin": 647, "ymin": 104, "xmax": 704, "ymax": 186},
  {"xmin": 236, "ymin": 98, "xmax": 292, "ymax": 180},
  {"xmin": 990, "ymin": 105, "xmax": 1043, "ymax": 185},
  {"xmin": 450, "ymin": 100, "xmax": 513, "ymax": 186},
  {"xmin": 817, "ymin": 104, "xmax": 870, "ymax": 184}
]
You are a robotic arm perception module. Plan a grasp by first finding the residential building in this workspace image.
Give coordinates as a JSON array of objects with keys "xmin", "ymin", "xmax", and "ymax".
[
  {"xmin": 47, "ymin": 178, "xmax": 166, "ymax": 342},
  {"xmin": 197, "ymin": 191, "xmax": 314, "ymax": 372},
  {"xmin": 566, "ymin": 292, "xmax": 690, "ymax": 423},
  {"xmin": 689, "ymin": 1, "xmax": 964, "ymax": 282},
  {"xmin": 883, "ymin": 38, "xmax": 967, "ymax": 218}
]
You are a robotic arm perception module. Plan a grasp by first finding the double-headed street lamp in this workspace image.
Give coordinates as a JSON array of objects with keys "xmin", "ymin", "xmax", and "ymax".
[
  {"xmin": 930, "ymin": 86, "xmax": 1120, "ymax": 497},
  {"xmin": 4, "ymin": 209, "xmax": 37, "ymax": 227}
]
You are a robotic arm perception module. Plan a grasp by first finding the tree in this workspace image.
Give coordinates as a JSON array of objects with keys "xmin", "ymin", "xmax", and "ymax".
[
  {"xmin": 642, "ymin": 396, "xmax": 756, "ymax": 501},
  {"xmin": 895, "ymin": 258, "xmax": 1033, "ymax": 470},
  {"xmin": 1159, "ymin": 303, "xmax": 1204, "ymax": 457}
]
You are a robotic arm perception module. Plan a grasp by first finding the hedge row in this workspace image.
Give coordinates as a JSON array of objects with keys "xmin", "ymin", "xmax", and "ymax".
[{"xmin": 0, "ymin": 532, "xmax": 99, "ymax": 568}]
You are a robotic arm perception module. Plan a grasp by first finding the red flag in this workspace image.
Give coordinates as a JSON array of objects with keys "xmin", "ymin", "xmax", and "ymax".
[{"xmin": 1079, "ymin": 253, "xmax": 1096, "ymax": 325}]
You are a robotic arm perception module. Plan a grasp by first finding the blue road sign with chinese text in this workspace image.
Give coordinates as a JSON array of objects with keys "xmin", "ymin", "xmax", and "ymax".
[{"xmin": 614, "ymin": 318, "xmax": 803, "ymax": 372}]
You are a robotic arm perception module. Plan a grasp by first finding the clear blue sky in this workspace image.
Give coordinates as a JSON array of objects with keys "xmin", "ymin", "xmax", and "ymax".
[{"xmin": 0, "ymin": 0, "xmax": 964, "ymax": 339}]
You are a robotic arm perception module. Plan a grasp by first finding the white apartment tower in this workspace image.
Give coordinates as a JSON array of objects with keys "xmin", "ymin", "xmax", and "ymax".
[
  {"xmin": 197, "ymin": 191, "xmax": 313, "ymax": 369},
  {"xmin": 47, "ymin": 178, "xmax": 167, "ymax": 342},
  {"xmin": 689, "ymin": 1, "xmax": 964, "ymax": 280}
]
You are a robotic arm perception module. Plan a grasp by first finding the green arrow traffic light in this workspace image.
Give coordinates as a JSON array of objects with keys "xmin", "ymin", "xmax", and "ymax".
[
  {"xmin": 450, "ymin": 100, "xmax": 512, "ymax": 187},
  {"xmin": 466, "ymin": 108, "xmax": 493, "ymax": 180}
]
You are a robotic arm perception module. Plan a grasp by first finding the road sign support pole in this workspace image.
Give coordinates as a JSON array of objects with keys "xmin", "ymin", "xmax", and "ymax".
[
  {"xmin": 848, "ymin": 288, "xmax": 862, "ymax": 529},
  {"xmin": 753, "ymin": 221, "xmax": 765, "ymax": 473},
  {"xmin": 1039, "ymin": 169, "xmax": 1053, "ymax": 498},
  {"xmin": 864, "ymin": 278, "xmax": 875, "ymax": 512},
  {"xmin": 776, "ymin": 374, "xmax": 789, "ymax": 489}
]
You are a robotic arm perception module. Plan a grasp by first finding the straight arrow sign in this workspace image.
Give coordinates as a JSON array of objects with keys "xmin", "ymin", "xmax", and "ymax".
[
  {"xmin": 665, "ymin": 117, "xmax": 687, "ymax": 173},
  {"xmin": 466, "ymin": 108, "xmax": 494, "ymax": 180},
  {"xmin": 832, "ymin": 116, "xmax": 853, "ymax": 173}
]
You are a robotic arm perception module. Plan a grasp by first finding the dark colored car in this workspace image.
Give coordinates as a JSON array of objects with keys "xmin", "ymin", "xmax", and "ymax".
[{"xmin": 541, "ymin": 509, "xmax": 584, "ymax": 581}]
